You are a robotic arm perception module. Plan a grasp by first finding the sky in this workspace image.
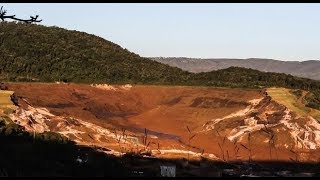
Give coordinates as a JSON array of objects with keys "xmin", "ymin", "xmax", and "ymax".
[{"xmin": 2, "ymin": 3, "xmax": 320, "ymax": 61}]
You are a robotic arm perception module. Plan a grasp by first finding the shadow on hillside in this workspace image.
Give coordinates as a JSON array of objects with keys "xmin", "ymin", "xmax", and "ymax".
[{"xmin": 1, "ymin": 130, "xmax": 320, "ymax": 177}]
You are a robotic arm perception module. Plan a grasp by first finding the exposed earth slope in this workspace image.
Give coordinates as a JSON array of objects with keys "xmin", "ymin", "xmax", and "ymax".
[
  {"xmin": 1, "ymin": 22, "xmax": 320, "ymax": 177},
  {"xmin": 4, "ymin": 83, "xmax": 320, "ymax": 164}
]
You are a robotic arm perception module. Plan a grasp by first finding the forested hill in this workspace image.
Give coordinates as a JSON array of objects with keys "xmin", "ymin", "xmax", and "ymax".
[
  {"xmin": 0, "ymin": 22, "xmax": 191, "ymax": 84},
  {"xmin": 151, "ymin": 57, "xmax": 320, "ymax": 81},
  {"xmin": 191, "ymin": 67, "xmax": 320, "ymax": 90}
]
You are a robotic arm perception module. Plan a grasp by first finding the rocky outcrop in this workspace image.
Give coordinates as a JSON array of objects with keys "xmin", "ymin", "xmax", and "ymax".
[
  {"xmin": 0, "ymin": 82, "xmax": 7, "ymax": 90},
  {"xmin": 10, "ymin": 93, "xmax": 19, "ymax": 106}
]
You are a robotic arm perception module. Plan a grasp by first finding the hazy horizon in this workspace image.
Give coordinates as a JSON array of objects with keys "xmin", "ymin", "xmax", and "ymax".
[
  {"xmin": 148, "ymin": 56, "xmax": 320, "ymax": 62},
  {"xmin": 2, "ymin": 3, "xmax": 320, "ymax": 61}
]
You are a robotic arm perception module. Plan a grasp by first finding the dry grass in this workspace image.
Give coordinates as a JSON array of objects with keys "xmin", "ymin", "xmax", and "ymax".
[
  {"xmin": 267, "ymin": 88, "xmax": 320, "ymax": 120},
  {"xmin": 0, "ymin": 90, "xmax": 15, "ymax": 110}
]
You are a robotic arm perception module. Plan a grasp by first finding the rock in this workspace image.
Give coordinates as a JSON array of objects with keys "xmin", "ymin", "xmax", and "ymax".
[
  {"xmin": 10, "ymin": 93, "xmax": 19, "ymax": 106},
  {"xmin": 0, "ymin": 82, "xmax": 8, "ymax": 90}
]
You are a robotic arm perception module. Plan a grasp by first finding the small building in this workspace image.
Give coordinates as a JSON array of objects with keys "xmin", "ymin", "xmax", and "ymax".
[{"xmin": 160, "ymin": 165, "xmax": 176, "ymax": 177}]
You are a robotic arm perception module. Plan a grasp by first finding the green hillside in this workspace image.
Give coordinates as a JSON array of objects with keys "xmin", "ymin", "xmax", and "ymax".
[
  {"xmin": 189, "ymin": 67, "xmax": 320, "ymax": 109},
  {"xmin": 191, "ymin": 67, "xmax": 320, "ymax": 90},
  {"xmin": 0, "ymin": 22, "xmax": 191, "ymax": 84}
]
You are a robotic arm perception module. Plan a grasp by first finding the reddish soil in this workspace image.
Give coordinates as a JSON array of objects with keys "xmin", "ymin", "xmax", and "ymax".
[{"xmin": 5, "ymin": 82, "xmax": 320, "ymax": 163}]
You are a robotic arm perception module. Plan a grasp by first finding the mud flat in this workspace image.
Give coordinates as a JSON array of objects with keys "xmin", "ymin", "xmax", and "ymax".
[{"xmin": 4, "ymin": 83, "xmax": 320, "ymax": 164}]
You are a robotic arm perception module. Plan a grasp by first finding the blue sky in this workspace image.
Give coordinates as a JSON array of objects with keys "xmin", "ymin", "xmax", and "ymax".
[{"xmin": 2, "ymin": 3, "xmax": 320, "ymax": 61}]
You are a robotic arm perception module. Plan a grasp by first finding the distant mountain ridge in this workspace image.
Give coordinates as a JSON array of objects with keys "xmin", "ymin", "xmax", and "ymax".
[{"xmin": 150, "ymin": 57, "xmax": 320, "ymax": 81}]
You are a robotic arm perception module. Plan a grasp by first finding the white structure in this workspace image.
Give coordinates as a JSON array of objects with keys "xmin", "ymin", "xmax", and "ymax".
[{"xmin": 160, "ymin": 165, "xmax": 176, "ymax": 177}]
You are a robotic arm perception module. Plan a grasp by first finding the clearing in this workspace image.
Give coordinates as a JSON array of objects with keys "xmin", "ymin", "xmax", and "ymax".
[{"xmin": 267, "ymin": 88, "xmax": 320, "ymax": 120}]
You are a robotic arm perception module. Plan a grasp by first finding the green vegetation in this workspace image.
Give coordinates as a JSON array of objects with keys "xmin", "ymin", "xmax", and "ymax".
[
  {"xmin": 189, "ymin": 67, "xmax": 320, "ymax": 110},
  {"xmin": 0, "ymin": 22, "xmax": 319, "ymax": 110},
  {"xmin": 0, "ymin": 22, "xmax": 191, "ymax": 85},
  {"xmin": 289, "ymin": 89, "xmax": 303, "ymax": 99},
  {"xmin": 190, "ymin": 67, "xmax": 320, "ymax": 89},
  {"xmin": 305, "ymin": 90, "xmax": 320, "ymax": 110},
  {"xmin": 267, "ymin": 88, "xmax": 320, "ymax": 119}
]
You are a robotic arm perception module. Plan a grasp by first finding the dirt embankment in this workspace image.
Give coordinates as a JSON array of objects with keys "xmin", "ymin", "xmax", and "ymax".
[{"xmin": 4, "ymin": 83, "xmax": 320, "ymax": 163}]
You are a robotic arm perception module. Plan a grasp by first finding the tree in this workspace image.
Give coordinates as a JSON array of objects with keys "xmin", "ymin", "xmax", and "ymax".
[{"xmin": 0, "ymin": 6, "xmax": 42, "ymax": 23}]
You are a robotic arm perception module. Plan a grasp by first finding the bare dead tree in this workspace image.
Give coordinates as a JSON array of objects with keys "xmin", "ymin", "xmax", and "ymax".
[
  {"xmin": 157, "ymin": 142, "xmax": 161, "ymax": 154},
  {"xmin": 248, "ymin": 133, "xmax": 252, "ymax": 162},
  {"xmin": 143, "ymin": 128, "xmax": 148, "ymax": 147},
  {"xmin": 290, "ymin": 149, "xmax": 299, "ymax": 162},
  {"xmin": 186, "ymin": 125, "xmax": 197, "ymax": 162},
  {"xmin": 269, "ymin": 134, "xmax": 274, "ymax": 160},
  {"xmin": 226, "ymin": 150, "xmax": 230, "ymax": 161},
  {"xmin": 233, "ymin": 140, "xmax": 240, "ymax": 160},
  {"xmin": 115, "ymin": 128, "xmax": 129, "ymax": 153},
  {"xmin": 218, "ymin": 142, "xmax": 225, "ymax": 161},
  {"xmin": 235, "ymin": 146, "xmax": 240, "ymax": 159},
  {"xmin": 0, "ymin": 6, "xmax": 42, "ymax": 23}
]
